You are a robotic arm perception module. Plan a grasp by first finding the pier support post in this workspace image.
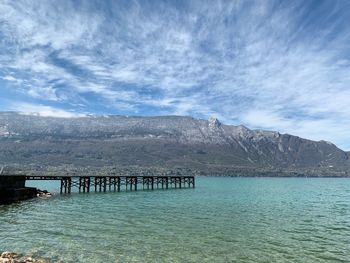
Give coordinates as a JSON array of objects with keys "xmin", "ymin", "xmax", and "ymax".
[
  {"xmin": 68, "ymin": 178, "xmax": 71, "ymax": 193},
  {"xmin": 103, "ymin": 177, "xmax": 107, "ymax": 192},
  {"xmin": 60, "ymin": 179, "xmax": 63, "ymax": 194},
  {"xmin": 86, "ymin": 177, "xmax": 89, "ymax": 192},
  {"xmin": 79, "ymin": 177, "xmax": 82, "ymax": 192}
]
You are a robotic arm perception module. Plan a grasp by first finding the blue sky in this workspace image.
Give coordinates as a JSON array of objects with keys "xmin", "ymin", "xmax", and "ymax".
[{"xmin": 1, "ymin": 0, "xmax": 350, "ymax": 149}]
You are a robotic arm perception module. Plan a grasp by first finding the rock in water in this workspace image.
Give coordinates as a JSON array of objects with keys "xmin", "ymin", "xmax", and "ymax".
[
  {"xmin": 0, "ymin": 252, "xmax": 48, "ymax": 263},
  {"xmin": 1, "ymin": 252, "xmax": 18, "ymax": 258}
]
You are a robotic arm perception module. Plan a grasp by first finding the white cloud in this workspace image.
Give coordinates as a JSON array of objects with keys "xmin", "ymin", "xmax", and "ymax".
[
  {"xmin": 2, "ymin": 75, "xmax": 17, "ymax": 82},
  {"xmin": 26, "ymin": 85, "xmax": 59, "ymax": 101},
  {"xmin": 9, "ymin": 102, "xmax": 86, "ymax": 118}
]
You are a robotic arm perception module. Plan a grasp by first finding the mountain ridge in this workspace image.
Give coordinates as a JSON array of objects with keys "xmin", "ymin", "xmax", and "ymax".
[{"xmin": 0, "ymin": 112, "xmax": 349, "ymax": 177}]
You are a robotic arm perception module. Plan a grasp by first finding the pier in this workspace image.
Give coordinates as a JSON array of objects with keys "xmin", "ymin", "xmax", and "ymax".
[
  {"xmin": 0, "ymin": 175, "xmax": 195, "ymax": 203},
  {"xmin": 25, "ymin": 175, "xmax": 195, "ymax": 194}
]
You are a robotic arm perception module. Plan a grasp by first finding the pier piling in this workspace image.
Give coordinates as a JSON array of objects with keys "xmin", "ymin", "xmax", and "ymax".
[{"xmin": 24, "ymin": 175, "xmax": 195, "ymax": 194}]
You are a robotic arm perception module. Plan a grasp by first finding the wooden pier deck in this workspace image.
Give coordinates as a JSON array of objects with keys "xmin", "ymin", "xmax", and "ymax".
[{"xmin": 24, "ymin": 175, "xmax": 195, "ymax": 194}]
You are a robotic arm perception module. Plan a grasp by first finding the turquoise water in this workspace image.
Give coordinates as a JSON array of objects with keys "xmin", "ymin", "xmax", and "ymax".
[{"xmin": 1, "ymin": 177, "xmax": 350, "ymax": 262}]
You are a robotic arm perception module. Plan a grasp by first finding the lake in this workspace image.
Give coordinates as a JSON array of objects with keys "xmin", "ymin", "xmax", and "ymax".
[{"xmin": 1, "ymin": 177, "xmax": 350, "ymax": 262}]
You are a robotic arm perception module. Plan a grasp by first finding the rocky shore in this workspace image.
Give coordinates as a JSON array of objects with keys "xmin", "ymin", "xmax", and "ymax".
[{"xmin": 0, "ymin": 252, "xmax": 48, "ymax": 263}]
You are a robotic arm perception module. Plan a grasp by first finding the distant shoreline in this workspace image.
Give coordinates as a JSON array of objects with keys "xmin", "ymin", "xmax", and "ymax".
[{"xmin": 2, "ymin": 165, "xmax": 350, "ymax": 179}]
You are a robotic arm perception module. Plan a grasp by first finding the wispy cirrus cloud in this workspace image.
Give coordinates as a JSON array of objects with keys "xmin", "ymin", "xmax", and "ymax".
[
  {"xmin": 1, "ymin": 0, "xmax": 350, "ymax": 148},
  {"xmin": 8, "ymin": 102, "xmax": 86, "ymax": 118}
]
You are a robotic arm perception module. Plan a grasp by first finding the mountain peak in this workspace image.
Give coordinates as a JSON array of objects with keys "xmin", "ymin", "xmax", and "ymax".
[{"xmin": 208, "ymin": 117, "xmax": 221, "ymax": 130}]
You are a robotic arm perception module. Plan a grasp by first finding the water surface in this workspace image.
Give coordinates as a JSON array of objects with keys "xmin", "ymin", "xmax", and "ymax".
[{"xmin": 1, "ymin": 177, "xmax": 350, "ymax": 262}]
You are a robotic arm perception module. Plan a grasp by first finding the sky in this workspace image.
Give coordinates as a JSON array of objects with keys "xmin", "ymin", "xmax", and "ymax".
[{"xmin": 0, "ymin": 0, "xmax": 350, "ymax": 149}]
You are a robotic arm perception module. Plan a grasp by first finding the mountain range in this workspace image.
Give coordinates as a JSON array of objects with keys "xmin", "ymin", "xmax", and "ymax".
[{"xmin": 0, "ymin": 112, "xmax": 349, "ymax": 177}]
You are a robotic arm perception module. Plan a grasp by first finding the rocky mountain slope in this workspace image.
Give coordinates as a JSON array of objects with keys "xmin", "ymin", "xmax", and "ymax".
[{"xmin": 0, "ymin": 112, "xmax": 349, "ymax": 176}]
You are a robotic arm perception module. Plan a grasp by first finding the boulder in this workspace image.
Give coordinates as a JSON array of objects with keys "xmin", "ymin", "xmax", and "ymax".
[
  {"xmin": 1, "ymin": 251, "xmax": 18, "ymax": 258},
  {"xmin": 0, "ymin": 253, "xmax": 48, "ymax": 263}
]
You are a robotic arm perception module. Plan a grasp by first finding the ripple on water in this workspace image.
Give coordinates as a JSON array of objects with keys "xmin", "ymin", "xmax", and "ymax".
[{"xmin": 1, "ymin": 177, "xmax": 350, "ymax": 262}]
